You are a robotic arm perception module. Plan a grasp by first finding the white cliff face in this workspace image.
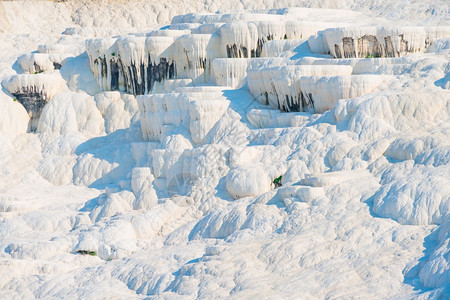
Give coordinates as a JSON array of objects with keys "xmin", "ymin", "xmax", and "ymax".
[
  {"xmin": 219, "ymin": 22, "xmax": 259, "ymax": 58},
  {"xmin": 81, "ymin": 16, "xmax": 346, "ymax": 95},
  {"xmin": 86, "ymin": 36, "xmax": 177, "ymax": 95},
  {"xmin": 38, "ymin": 91, "xmax": 104, "ymax": 136},
  {"xmin": 174, "ymin": 34, "xmax": 220, "ymax": 84},
  {"xmin": 0, "ymin": 92, "xmax": 29, "ymax": 140},
  {"xmin": 314, "ymin": 26, "xmax": 450, "ymax": 58},
  {"xmin": 17, "ymin": 53, "xmax": 70, "ymax": 74},
  {"xmin": 248, "ymin": 65, "xmax": 355, "ymax": 110},
  {"xmin": 83, "ymin": 15, "xmax": 447, "ymax": 118},
  {"xmin": 138, "ymin": 92, "xmax": 190, "ymax": 142},
  {"xmin": 93, "ymin": 92, "xmax": 138, "ymax": 134},
  {"xmin": 137, "ymin": 87, "xmax": 229, "ymax": 145},
  {"xmin": 298, "ymin": 74, "xmax": 384, "ymax": 113},
  {"xmin": 0, "ymin": 2, "xmax": 450, "ymax": 300},
  {"xmin": 261, "ymin": 39, "xmax": 305, "ymax": 57},
  {"xmin": 2, "ymin": 72, "xmax": 67, "ymax": 131},
  {"xmin": 211, "ymin": 58, "xmax": 251, "ymax": 88},
  {"xmin": 2, "ymin": 72, "xmax": 67, "ymax": 99}
]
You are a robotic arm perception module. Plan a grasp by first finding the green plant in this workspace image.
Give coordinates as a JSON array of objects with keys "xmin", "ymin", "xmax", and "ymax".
[
  {"xmin": 111, "ymin": 52, "xmax": 116, "ymax": 56},
  {"xmin": 365, "ymin": 54, "xmax": 375, "ymax": 58},
  {"xmin": 273, "ymin": 176, "xmax": 282, "ymax": 188},
  {"xmin": 13, "ymin": 98, "xmax": 17, "ymax": 102},
  {"xmin": 76, "ymin": 250, "xmax": 97, "ymax": 256}
]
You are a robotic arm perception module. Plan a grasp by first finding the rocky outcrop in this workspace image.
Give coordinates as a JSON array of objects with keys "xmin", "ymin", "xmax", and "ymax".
[
  {"xmin": 316, "ymin": 26, "xmax": 450, "ymax": 58},
  {"xmin": 10, "ymin": 88, "xmax": 47, "ymax": 131},
  {"xmin": 1, "ymin": 73, "xmax": 66, "ymax": 131},
  {"xmin": 247, "ymin": 65, "xmax": 363, "ymax": 113},
  {"xmin": 138, "ymin": 86, "xmax": 228, "ymax": 144},
  {"xmin": 86, "ymin": 13, "xmax": 450, "ymax": 116},
  {"xmin": 85, "ymin": 15, "xmax": 329, "ymax": 95}
]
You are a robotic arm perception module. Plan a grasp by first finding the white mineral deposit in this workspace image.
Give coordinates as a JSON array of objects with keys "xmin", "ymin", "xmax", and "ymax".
[{"xmin": 0, "ymin": 0, "xmax": 448, "ymax": 298}]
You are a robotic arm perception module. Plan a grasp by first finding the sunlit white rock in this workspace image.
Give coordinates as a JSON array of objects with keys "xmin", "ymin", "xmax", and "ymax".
[
  {"xmin": 2, "ymin": 72, "xmax": 66, "ymax": 99},
  {"xmin": 89, "ymin": 190, "xmax": 135, "ymax": 222},
  {"xmin": 94, "ymin": 91, "xmax": 138, "ymax": 134},
  {"xmin": 0, "ymin": 92, "xmax": 29, "ymax": 139},
  {"xmin": 299, "ymin": 74, "xmax": 383, "ymax": 113},
  {"xmin": 418, "ymin": 219, "xmax": 450, "ymax": 288},
  {"xmin": 2, "ymin": 72, "xmax": 68, "ymax": 131},
  {"xmin": 1, "ymin": 4, "xmax": 450, "ymax": 299},
  {"xmin": 174, "ymin": 34, "xmax": 220, "ymax": 84},
  {"xmin": 211, "ymin": 58, "xmax": 250, "ymax": 88},
  {"xmin": 189, "ymin": 98, "xmax": 230, "ymax": 144},
  {"xmin": 261, "ymin": 39, "xmax": 305, "ymax": 57},
  {"xmin": 138, "ymin": 89, "xmax": 228, "ymax": 144},
  {"xmin": 38, "ymin": 91, "xmax": 104, "ymax": 136},
  {"xmin": 247, "ymin": 65, "xmax": 359, "ymax": 112},
  {"xmin": 226, "ymin": 166, "xmax": 272, "ymax": 199},
  {"xmin": 316, "ymin": 26, "xmax": 450, "ymax": 58},
  {"xmin": 131, "ymin": 167, "xmax": 158, "ymax": 210},
  {"xmin": 74, "ymin": 219, "xmax": 137, "ymax": 260}
]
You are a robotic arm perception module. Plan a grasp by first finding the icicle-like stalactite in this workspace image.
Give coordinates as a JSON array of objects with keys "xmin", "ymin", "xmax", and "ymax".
[
  {"xmin": 174, "ymin": 34, "xmax": 220, "ymax": 84},
  {"xmin": 315, "ymin": 26, "xmax": 450, "ymax": 58},
  {"xmin": 1, "ymin": 73, "xmax": 66, "ymax": 131},
  {"xmin": 137, "ymin": 87, "xmax": 229, "ymax": 144},
  {"xmin": 246, "ymin": 65, "xmax": 383, "ymax": 113},
  {"xmin": 86, "ymin": 36, "xmax": 177, "ymax": 95},
  {"xmin": 86, "ymin": 17, "xmax": 331, "ymax": 90}
]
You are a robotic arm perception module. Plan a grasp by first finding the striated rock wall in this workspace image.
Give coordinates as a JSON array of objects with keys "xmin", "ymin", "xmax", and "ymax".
[
  {"xmin": 2, "ymin": 73, "xmax": 66, "ymax": 131},
  {"xmin": 137, "ymin": 87, "xmax": 229, "ymax": 144},
  {"xmin": 247, "ymin": 65, "xmax": 359, "ymax": 113},
  {"xmin": 316, "ymin": 26, "xmax": 450, "ymax": 58},
  {"xmin": 85, "ymin": 16, "xmax": 328, "ymax": 95},
  {"xmin": 86, "ymin": 37, "xmax": 177, "ymax": 95}
]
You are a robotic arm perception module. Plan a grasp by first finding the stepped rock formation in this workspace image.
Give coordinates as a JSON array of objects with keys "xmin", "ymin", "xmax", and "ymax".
[
  {"xmin": 1, "ymin": 4, "xmax": 449, "ymax": 299},
  {"xmin": 84, "ymin": 12, "xmax": 449, "ymax": 115},
  {"xmin": 2, "ymin": 73, "xmax": 66, "ymax": 131}
]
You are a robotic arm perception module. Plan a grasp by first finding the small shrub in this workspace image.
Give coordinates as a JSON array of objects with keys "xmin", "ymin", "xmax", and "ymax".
[
  {"xmin": 76, "ymin": 250, "xmax": 97, "ymax": 256},
  {"xmin": 273, "ymin": 176, "xmax": 282, "ymax": 188}
]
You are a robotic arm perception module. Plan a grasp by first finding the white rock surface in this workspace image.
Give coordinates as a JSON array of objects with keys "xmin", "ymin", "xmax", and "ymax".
[
  {"xmin": 0, "ymin": 92, "xmax": 29, "ymax": 140},
  {"xmin": 38, "ymin": 91, "xmax": 104, "ymax": 136},
  {"xmin": 226, "ymin": 166, "xmax": 272, "ymax": 199},
  {"xmin": 2, "ymin": 72, "xmax": 67, "ymax": 99},
  {"xmin": 0, "ymin": 2, "xmax": 449, "ymax": 299},
  {"xmin": 131, "ymin": 167, "xmax": 158, "ymax": 210}
]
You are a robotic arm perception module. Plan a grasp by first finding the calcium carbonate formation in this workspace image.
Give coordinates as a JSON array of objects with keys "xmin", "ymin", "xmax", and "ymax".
[
  {"xmin": 137, "ymin": 86, "xmax": 229, "ymax": 144},
  {"xmin": 3, "ymin": 10, "xmax": 449, "ymax": 134},
  {"xmin": 318, "ymin": 26, "xmax": 450, "ymax": 58},
  {"xmin": 80, "ymin": 12, "xmax": 449, "ymax": 117},
  {"xmin": 2, "ymin": 72, "xmax": 67, "ymax": 131},
  {"xmin": 1, "ymin": 5, "xmax": 449, "ymax": 297}
]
